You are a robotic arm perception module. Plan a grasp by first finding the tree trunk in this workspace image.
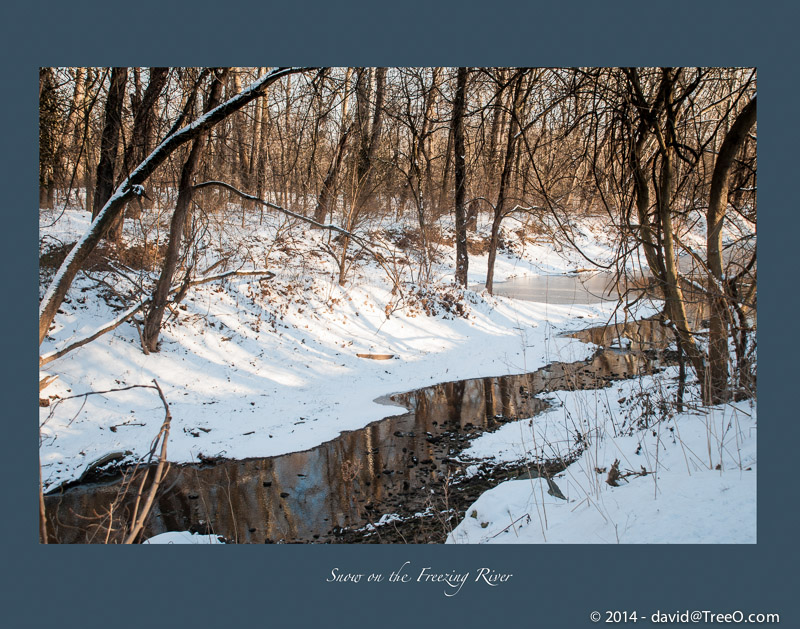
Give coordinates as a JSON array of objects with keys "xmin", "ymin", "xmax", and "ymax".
[
  {"xmin": 114, "ymin": 67, "xmax": 169, "ymax": 226},
  {"xmin": 421, "ymin": 67, "xmax": 441, "ymax": 215},
  {"xmin": 231, "ymin": 69, "xmax": 251, "ymax": 189},
  {"xmin": 453, "ymin": 67, "xmax": 469, "ymax": 287},
  {"xmin": 142, "ymin": 69, "xmax": 228, "ymax": 352},
  {"xmin": 66, "ymin": 68, "xmax": 85, "ymax": 160},
  {"xmin": 706, "ymin": 96, "xmax": 757, "ymax": 403},
  {"xmin": 122, "ymin": 68, "xmax": 169, "ymax": 177},
  {"xmin": 410, "ymin": 68, "xmax": 441, "ymax": 278},
  {"xmin": 92, "ymin": 67, "xmax": 128, "ymax": 221},
  {"xmin": 657, "ymin": 145, "xmax": 706, "ymax": 383},
  {"xmin": 487, "ymin": 68, "xmax": 509, "ymax": 200},
  {"xmin": 313, "ymin": 69, "xmax": 351, "ymax": 225},
  {"xmin": 338, "ymin": 235, "xmax": 351, "ymax": 286},
  {"xmin": 39, "ymin": 68, "xmax": 59, "ymax": 209},
  {"xmin": 354, "ymin": 67, "xmax": 386, "ymax": 213},
  {"xmin": 80, "ymin": 68, "xmax": 98, "ymax": 210},
  {"xmin": 486, "ymin": 71, "xmax": 525, "ymax": 294},
  {"xmin": 339, "ymin": 67, "xmax": 386, "ymax": 286},
  {"xmin": 313, "ymin": 127, "xmax": 350, "ymax": 225},
  {"xmin": 255, "ymin": 71, "xmax": 271, "ymax": 207},
  {"xmin": 438, "ymin": 124, "xmax": 454, "ymax": 213},
  {"xmin": 247, "ymin": 67, "xmax": 266, "ymax": 212}
]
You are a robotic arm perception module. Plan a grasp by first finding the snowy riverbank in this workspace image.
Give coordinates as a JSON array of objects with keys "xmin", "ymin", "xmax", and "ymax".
[{"xmin": 448, "ymin": 371, "xmax": 756, "ymax": 544}]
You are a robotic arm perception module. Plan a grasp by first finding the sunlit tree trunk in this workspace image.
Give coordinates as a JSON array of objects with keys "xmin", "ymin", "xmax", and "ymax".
[
  {"xmin": 622, "ymin": 68, "xmax": 708, "ymax": 394},
  {"xmin": 486, "ymin": 70, "xmax": 526, "ymax": 294}
]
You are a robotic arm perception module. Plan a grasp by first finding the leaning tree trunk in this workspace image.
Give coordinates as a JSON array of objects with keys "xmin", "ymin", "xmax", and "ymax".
[
  {"xmin": 39, "ymin": 67, "xmax": 307, "ymax": 346},
  {"xmin": 141, "ymin": 69, "xmax": 228, "ymax": 353},
  {"xmin": 706, "ymin": 96, "xmax": 757, "ymax": 403}
]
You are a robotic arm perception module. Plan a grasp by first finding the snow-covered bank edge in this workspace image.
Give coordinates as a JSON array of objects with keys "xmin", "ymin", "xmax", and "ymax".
[{"xmin": 447, "ymin": 370, "xmax": 756, "ymax": 544}]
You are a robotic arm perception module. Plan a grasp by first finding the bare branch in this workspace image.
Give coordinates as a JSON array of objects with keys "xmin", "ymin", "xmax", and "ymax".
[
  {"xmin": 39, "ymin": 268, "xmax": 275, "ymax": 366},
  {"xmin": 124, "ymin": 379, "xmax": 172, "ymax": 544},
  {"xmin": 192, "ymin": 180, "xmax": 404, "ymax": 296}
]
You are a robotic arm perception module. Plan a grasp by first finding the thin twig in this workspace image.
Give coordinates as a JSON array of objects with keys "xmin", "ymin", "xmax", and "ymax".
[
  {"xmin": 123, "ymin": 379, "xmax": 173, "ymax": 544},
  {"xmin": 39, "ymin": 463, "xmax": 48, "ymax": 544},
  {"xmin": 486, "ymin": 513, "xmax": 530, "ymax": 540}
]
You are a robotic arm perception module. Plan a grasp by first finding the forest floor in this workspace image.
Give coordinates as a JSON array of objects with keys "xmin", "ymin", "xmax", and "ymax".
[{"xmin": 38, "ymin": 204, "xmax": 756, "ymax": 543}]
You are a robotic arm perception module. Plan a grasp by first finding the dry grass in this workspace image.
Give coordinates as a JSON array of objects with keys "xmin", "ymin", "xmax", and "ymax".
[{"xmin": 40, "ymin": 240, "xmax": 169, "ymax": 273}]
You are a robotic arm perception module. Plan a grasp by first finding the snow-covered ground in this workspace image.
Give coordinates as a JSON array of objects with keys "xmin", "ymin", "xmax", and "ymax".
[
  {"xmin": 447, "ymin": 372, "xmax": 756, "ymax": 544},
  {"xmin": 38, "ymin": 204, "xmax": 756, "ymax": 544}
]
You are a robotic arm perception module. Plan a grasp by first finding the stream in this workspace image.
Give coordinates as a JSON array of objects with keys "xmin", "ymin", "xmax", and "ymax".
[
  {"xmin": 45, "ymin": 279, "xmax": 675, "ymax": 544},
  {"xmin": 471, "ymin": 272, "xmax": 619, "ymax": 304}
]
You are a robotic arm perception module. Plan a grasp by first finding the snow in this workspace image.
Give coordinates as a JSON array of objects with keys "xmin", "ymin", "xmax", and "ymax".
[
  {"xmin": 38, "ymin": 203, "xmax": 756, "ymax": 544},
  {"xmin": 448, "ymin": 376, "xmax": 756, "ymax": 544},
  {"xmin": 143, "ymin": 531, "xmax": 225, "ymax": 544}
]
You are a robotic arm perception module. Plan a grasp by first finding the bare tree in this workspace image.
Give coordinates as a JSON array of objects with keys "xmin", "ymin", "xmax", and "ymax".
[
  {"xmin": 141, "ymin": 69, "xmax": 228, "ymax": 352},
  {"xmin": 39, "ymin": 67, "xmax": 310, "ymax": 346},
  {"xmin": 452, "ymin": 67, "xmax": 470, "ymax": 287},
  {"xmin": 336, "ymin": 67, "xmax": 386, "ymax": 286},
  {"xmin": 706, "ymin": 95, "xmax": 757, "ymax": 402},
  {"xmin": 313, "ymin": 68, "xmax": 352, "ymax": 225},
  {"xmin": 485, "ymin": 69, "xmax": 533, "ymax": 294},
  {"xmin": 92, "ymin": 67, "xmax": 128, "ymax": 222}
]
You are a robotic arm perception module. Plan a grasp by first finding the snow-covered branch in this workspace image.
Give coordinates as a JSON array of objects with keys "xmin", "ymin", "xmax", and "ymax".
[{"xmin": 38, "ymin": 67, "xmax": 311, "ymax": 346}]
